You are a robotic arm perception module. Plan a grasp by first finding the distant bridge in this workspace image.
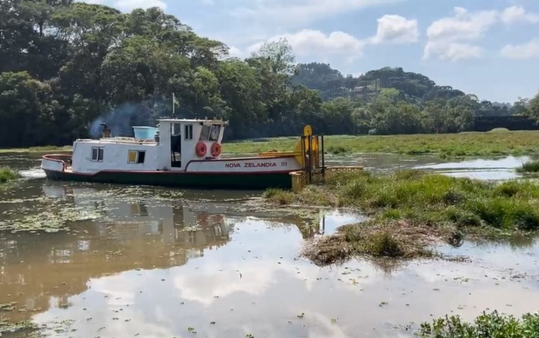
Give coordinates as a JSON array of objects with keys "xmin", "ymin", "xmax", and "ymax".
[{"xmin": 473, "ymin": 115, "xmax": 539, "ymax": 132}]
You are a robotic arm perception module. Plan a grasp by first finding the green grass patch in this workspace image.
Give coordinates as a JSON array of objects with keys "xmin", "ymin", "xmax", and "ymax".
[
  {"xmin": 327, "ymin": 145, "xmax": 349, "ymax": 155},
  {"xmin": 420, "ymin": 311, "xmax": 539, "ymax": 338},
  {"xmin": 268, "ymin": 170, "xmax": 539, "ymax": 263},
  {"xmin": 517, "ymin": 160, "xmax": 539, "ymax": 173},
  {"xmin": 0, "ymin": 167, "xmax": 20, "ymax": 183},
  {"xmin": 0, "ymin": 145, "xmax": 71, "ymax": 154},
  {"xmin": 223, "ymin": 131, "xmax": 539, "ymax": 158}
]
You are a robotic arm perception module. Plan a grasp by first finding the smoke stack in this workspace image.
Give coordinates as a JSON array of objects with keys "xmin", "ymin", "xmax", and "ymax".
[{"xmin": 101, "ymin": 123, "xmax": 112, "ymax": 138}]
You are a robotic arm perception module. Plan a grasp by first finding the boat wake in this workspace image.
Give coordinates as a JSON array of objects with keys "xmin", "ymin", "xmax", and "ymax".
[{"xmin": 20, "ymin": 168, "xmax": 46, "ymax": 179}]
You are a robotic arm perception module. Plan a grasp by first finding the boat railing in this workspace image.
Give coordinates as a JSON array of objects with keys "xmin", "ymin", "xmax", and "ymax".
[{"xmin": 77, "ymin": 137, "xmax": 157, "ymax": 145}]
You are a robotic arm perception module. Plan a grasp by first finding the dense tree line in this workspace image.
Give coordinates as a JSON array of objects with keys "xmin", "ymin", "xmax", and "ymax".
[{"xmin": 1, "ymin": 1, "xmax": 538, "ymax": 148}]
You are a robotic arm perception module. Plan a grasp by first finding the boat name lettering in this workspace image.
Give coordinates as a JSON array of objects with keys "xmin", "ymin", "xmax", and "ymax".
[
  {"xmin": 244, "ymin": 162, "xmax": 278, "ymax": 168},
  {"xmin": 224, "ymin": 162, "xmax": 281, "ymax": 169}
]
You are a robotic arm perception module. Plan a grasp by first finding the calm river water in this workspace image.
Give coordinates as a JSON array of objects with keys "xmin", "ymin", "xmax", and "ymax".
[{"xmin": 0, "ymin": 153, "xmax": 538, "ymax": 338}]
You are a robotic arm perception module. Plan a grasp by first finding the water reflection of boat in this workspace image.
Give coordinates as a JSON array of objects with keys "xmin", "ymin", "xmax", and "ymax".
[{"xmin": 0, "ymin": 188, "xmax": 233, "ymax": 322}]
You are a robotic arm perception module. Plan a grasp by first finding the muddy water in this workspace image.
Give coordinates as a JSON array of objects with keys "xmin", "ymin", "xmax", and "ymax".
[{"xmin": 1, "ymin": 153, "xmax": 539, "ymax": 337}]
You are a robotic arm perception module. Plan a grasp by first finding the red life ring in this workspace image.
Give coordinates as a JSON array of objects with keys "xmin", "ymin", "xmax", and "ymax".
[
  {"xmin": 195, "ymin": 142, "xmax": 207, "ymax": 157},
  {"xmin": 211, "ymin": 142, "xmax": 222, "ymax": 157}
]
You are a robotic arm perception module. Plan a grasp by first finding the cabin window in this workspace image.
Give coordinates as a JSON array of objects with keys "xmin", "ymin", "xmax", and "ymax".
[
  {"xmin": 128, "ymin": 150, "xmax": 146, "ymax": 164},
  {"xmin": 184, "ymin": 124, "xmax": 193, "ymax": 140},
  {"xmin": 210, "ymin": 125, "xmax": 221, "ymax": 141},
  {"xmin": 172, "ymin": 123, "xmax": 182, "ymax": 136},
  {"xmin": 91, "ymin": 147, "xmax": 104, "ymax": 162},
  {"xmin": 200, "ymin": 125, "xmax": 211, "ymax": 141}
]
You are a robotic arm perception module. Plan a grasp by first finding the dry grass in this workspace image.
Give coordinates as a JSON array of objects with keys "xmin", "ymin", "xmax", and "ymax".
[{"xmin": 303, "ymin": 220, "xmax": 441, "ymax": 266}]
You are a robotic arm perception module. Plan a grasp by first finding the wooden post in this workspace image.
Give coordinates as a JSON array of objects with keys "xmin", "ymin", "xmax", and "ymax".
[{"xmin": 321, "ymin": 134, "xmax": 326, "ymax": 179}]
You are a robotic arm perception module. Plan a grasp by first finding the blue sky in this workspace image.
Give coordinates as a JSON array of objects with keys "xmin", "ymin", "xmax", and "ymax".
[{"xmin": 85, "ymin": 0, "xmax": 539, "ymax": 103}]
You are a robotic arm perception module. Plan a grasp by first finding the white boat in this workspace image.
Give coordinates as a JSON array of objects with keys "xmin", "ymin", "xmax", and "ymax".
[{"xmin": 41, "ymin": 119, "xmax": 322, "ymax": 189}]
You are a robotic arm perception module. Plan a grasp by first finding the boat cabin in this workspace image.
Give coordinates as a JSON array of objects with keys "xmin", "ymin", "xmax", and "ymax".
[{"xmin": 71, "ymin": 119, "xmax": 227, "ymax": 173}]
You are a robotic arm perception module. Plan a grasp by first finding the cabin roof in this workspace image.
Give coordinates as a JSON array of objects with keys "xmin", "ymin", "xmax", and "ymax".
[
  {"xmin": 157, "ymin": 118, "xmax": 227, "ymax": 125},
  {"xmin": 76, "ymin": 138, "xmax": 157, "ymax": 146}
]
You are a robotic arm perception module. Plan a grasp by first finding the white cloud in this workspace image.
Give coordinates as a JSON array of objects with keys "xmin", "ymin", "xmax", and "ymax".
[
  {"xmin": 240, "ymin": 13, "xmax": 419, "ymax": 61},
  {"xmin": 424, "ymin": 7, "xmax": 497, "ymax": 61},
  {"xmin": 114, "ymin": 0, "xmax": 166, "ymax": 11},
  {"xmin": 283, "ymin": 30, "xmax": 365, "ymax": 57},
  {"xmin": 425, "ymin": 42, "xmax": 483, "ymax": 62},
  {"xmin": 370, "ymin": 15, "xmax": 419, "ymax": 44},
  {"xmin": 501, "ymin": 40, "xmax": 539, "ymax": 60},
  {"xmin": 501, "ymin": 6, "xmax": 539, "ymax": 24},
  {"xmin": 231, "ymin": 0, "xmax": 402, "ymax": 28},
  {"xmin": 424, "ymin": 6, "xmax": 539, "ymax": 62},
  {"xmin": 228, "ymin": 46, "xmax": 245, "ymax": 58},
  {"xmin": 246, "ymin": 29, "xmax": 366, "ymax": 62},
  {"xmin": 427, "ymin": 7, "xmax": 498, "ymax": 42}
]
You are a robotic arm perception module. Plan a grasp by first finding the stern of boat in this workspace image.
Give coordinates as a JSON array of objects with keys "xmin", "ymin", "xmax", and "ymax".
[{"xmin": 41, "ymin": 154, "xmax": 73, "ymax": 177}]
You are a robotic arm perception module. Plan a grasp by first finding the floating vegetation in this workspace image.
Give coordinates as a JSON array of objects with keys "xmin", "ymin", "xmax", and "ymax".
[
  {"xmin": 0, "ymin": 167, "xmax": 20, "ymax": 184},
  {"xmin": 0, "ymin": 302, "xmax": 16, "ymax": 312},
  {"xmin": 420, "ymin": 311, "xmax": 539, "ymax": 338},
  {"xmin": 303, "ymin": 221, "xmax": 438, "ymax": 265},
  {"xmin": 268, "ymin": 170, "xmax": 539, "ymax": 264},
  {"xmin": 517, "ymin": 160, "xmax": 539, "ymax": 173},
  {"xmin": 0, "ymin": 320, "xmax": 38, "ymax": 336},
  {"xmin": 0, "ymin": 205, "xmax": 102, "ymax": 232}
]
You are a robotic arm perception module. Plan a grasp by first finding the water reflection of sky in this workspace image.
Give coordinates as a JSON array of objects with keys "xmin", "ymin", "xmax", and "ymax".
[
  {"xmin": 30, "ymin": 216, "xmax": 539, "ymax": 338},
  {"xmin": 1, "ymin": 154, "xmax": 539, "ymax": 337}
]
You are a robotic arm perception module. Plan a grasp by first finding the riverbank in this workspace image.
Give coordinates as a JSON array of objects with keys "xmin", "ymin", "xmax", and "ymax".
[
  {"xmin": 226, "ymin": 131, "xmax": 539, "ymax": 157},
  {"xmin": 266, "ymin": 170, "xmax": 539, "ymax": 264},
  {"xmin": 3, "ymin": 130, "xmax": 539, "ymax": 158},
  {"xmin": 0, "ymin": 146, "xmax": 71, "ymax": 154}
]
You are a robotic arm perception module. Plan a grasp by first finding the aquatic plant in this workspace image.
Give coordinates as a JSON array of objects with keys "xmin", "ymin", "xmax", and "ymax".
[
  {"xmin": 0, "ymin": 320, "xmax": 38, "ymax": 336},
  {"xmin": 327, "ymin": 145, "xmax": 348, "ymax": 155},
  {"xmin": 517, "ymin": 160, "xmax": 539, "ymax": 173},
  {"xmin": 420, "ymin": 311, "xmax": 539, "ymax": 338},
  {"xmin": 263, "ymin": 188, "xmax": 294, "ymax": 205},
  {"xmin": 268, "ymin": 170, "xmax": 539, "ymax": 263},
  {"xmin": 0, "ymin": 167, "xmax": 20, "ymax": 183}
]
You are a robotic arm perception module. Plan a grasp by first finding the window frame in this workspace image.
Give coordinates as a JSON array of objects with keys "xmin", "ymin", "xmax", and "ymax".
[
  {"xmin": 209, "ymin": 125, "xmax": 221, "ymax": 141},
  {"xmin": 200, "ymin": 125, "xmax": 211, "ymax": 141},
  {"xmin": 184, "ymin": 124, "xmax": 193, "ymax": 140},
  {"xmin": 128, "ymin": 150, "xmax": 146, "ymax": 164},
  {"xmin": 91, "ymin": 147, "xmax": 104, "ymax": 162}
]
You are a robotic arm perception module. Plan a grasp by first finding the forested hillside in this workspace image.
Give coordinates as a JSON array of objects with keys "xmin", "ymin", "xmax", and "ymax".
[{"xmin": 1, "ymin": 0, "xmax": 538, "ymax": 148}]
